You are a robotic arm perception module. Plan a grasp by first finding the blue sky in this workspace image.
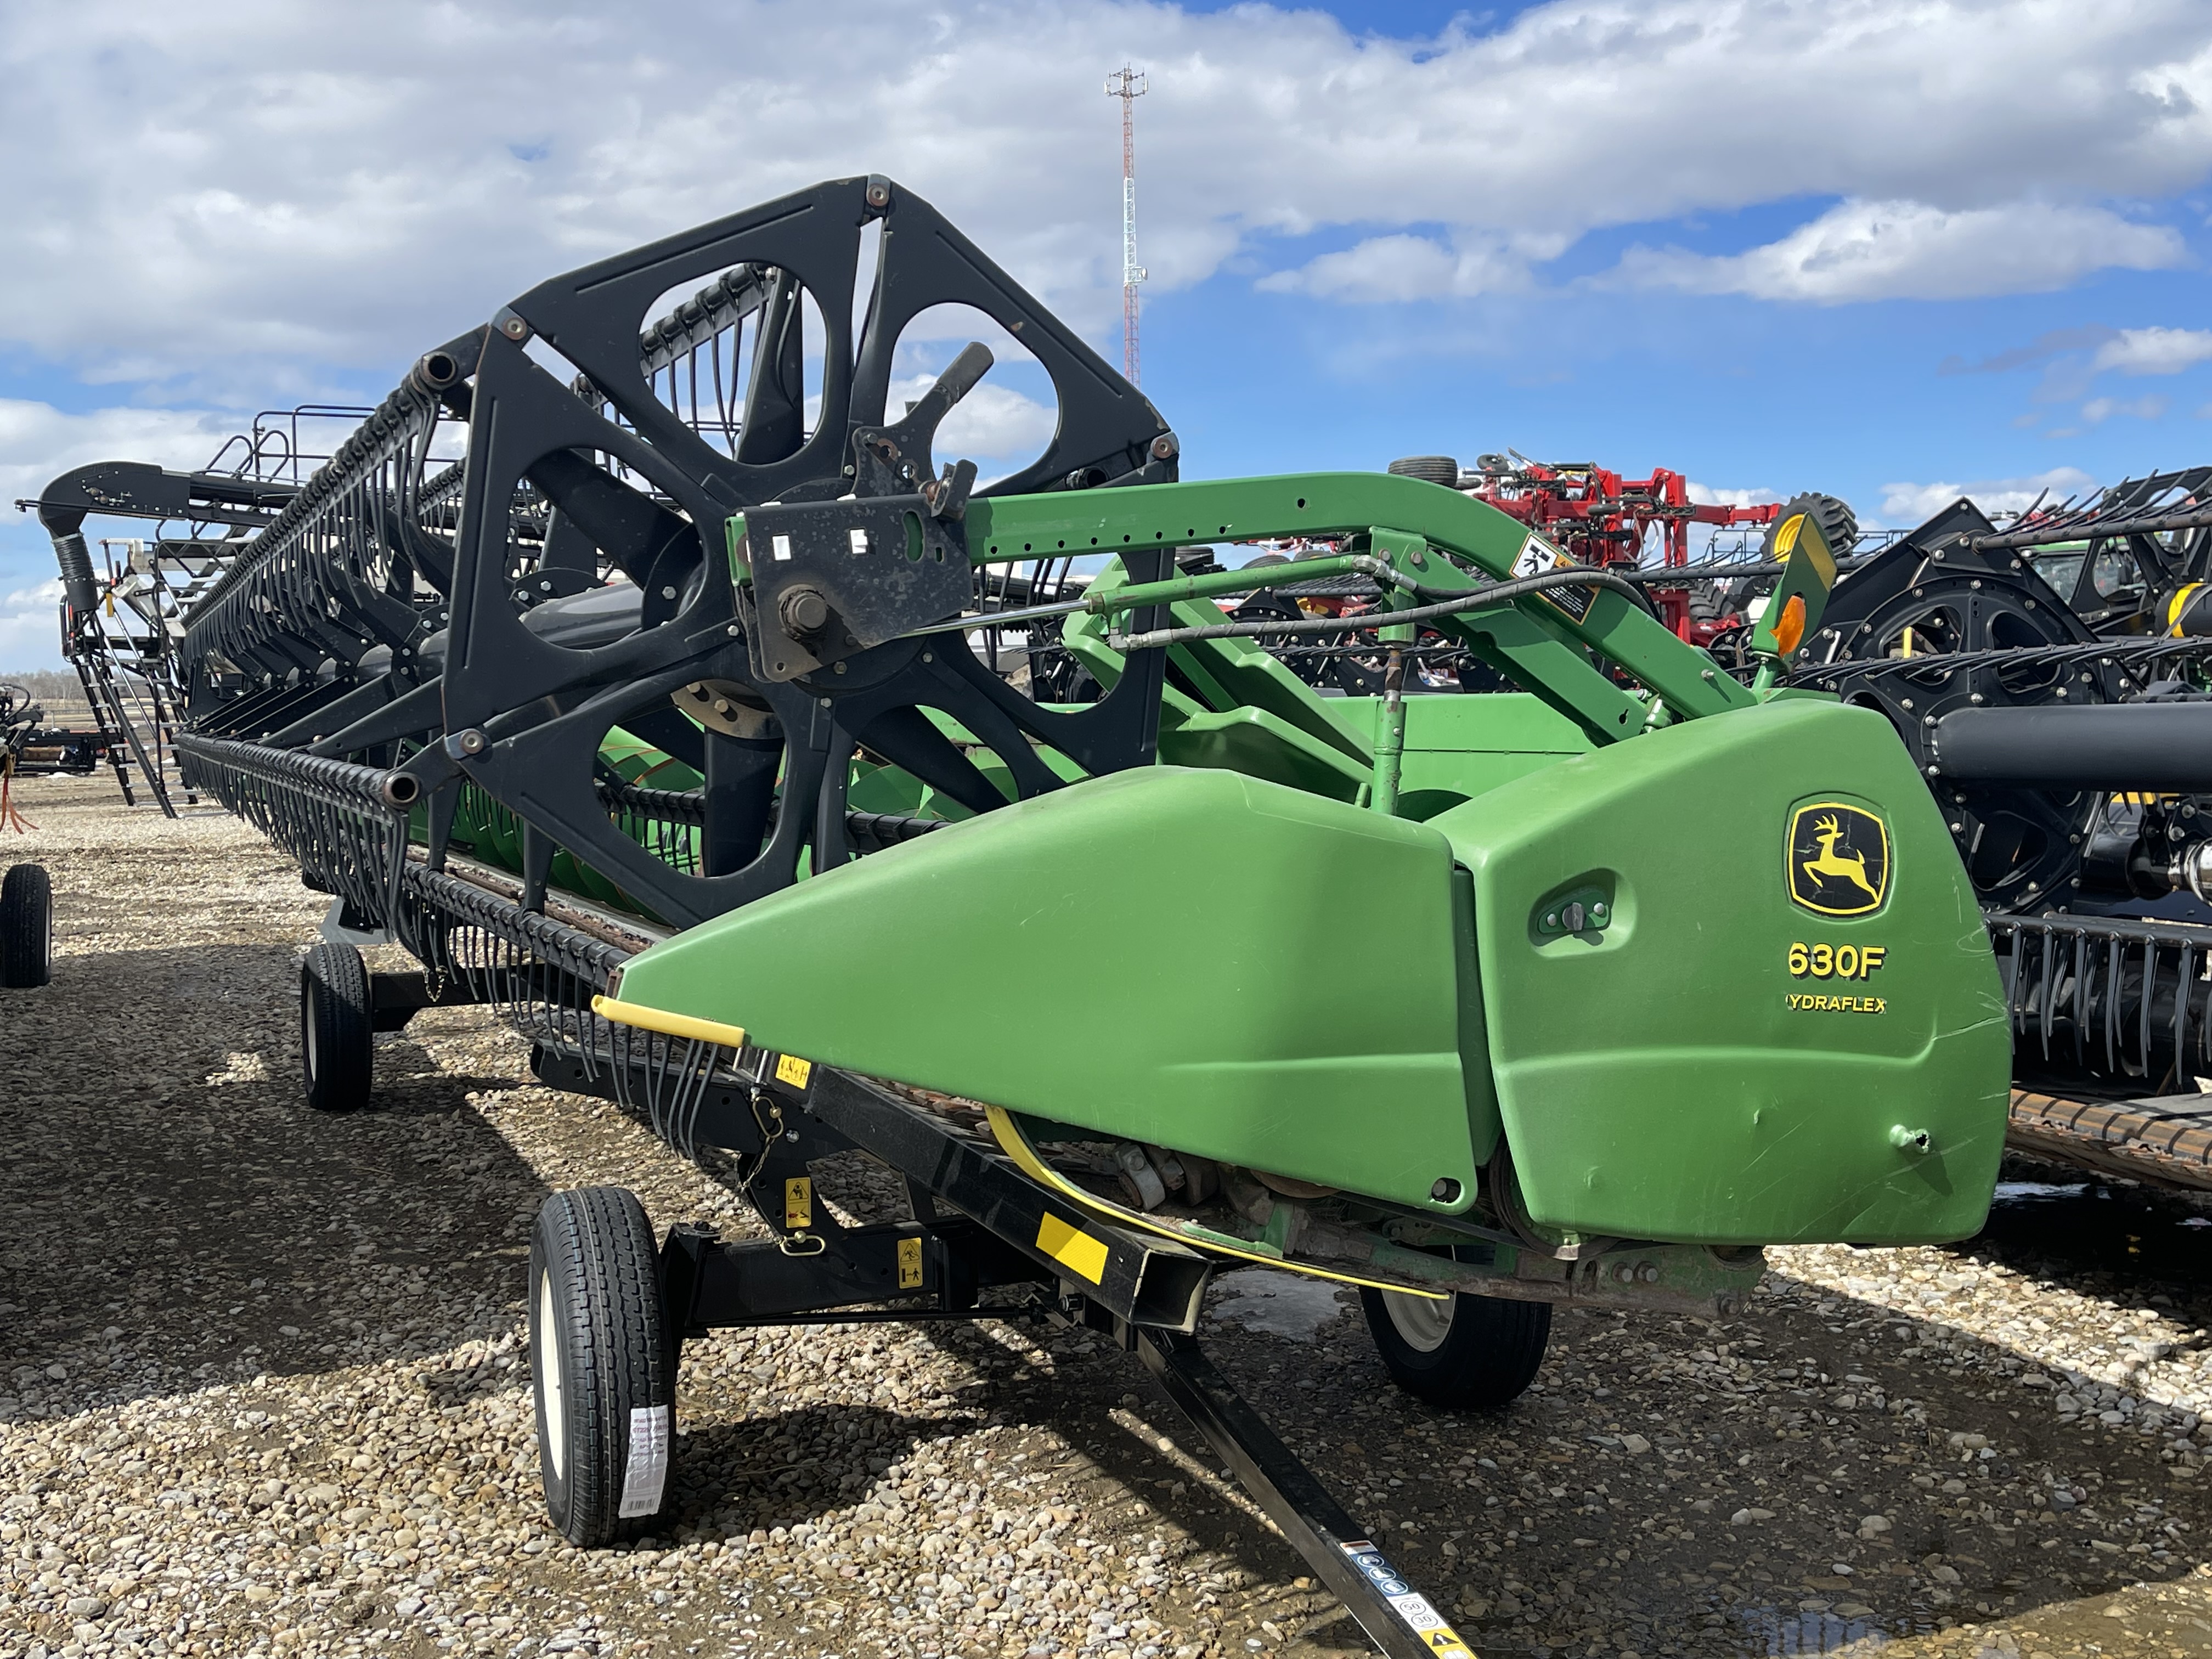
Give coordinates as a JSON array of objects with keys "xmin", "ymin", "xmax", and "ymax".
[{"xmin": 4, "ymin": 0, "xmax": 2212, "ymax": 668}]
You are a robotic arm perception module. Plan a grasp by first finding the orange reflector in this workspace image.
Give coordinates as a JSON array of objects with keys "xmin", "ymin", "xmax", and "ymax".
[{"xmin": 1772, "ymin": 593, "xmax": 1807, "ymax": 657}]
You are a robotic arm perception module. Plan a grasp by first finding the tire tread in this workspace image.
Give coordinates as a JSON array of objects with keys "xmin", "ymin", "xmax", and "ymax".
[
  {"xmin": 0, "ymin": 864, "xmax": 53, "ymax": 989},
  {"xmin": 301, "ymin": 941, "xmax": 372, "ymax": 1111},
  {"xmin": 532, "ymin": 1188, "xmax": 671, "ymax": 1547}
]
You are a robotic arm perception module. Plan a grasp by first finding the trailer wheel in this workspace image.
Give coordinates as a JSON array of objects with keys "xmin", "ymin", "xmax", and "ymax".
[
  {"xmin": 529, "ymin": 1187, "xmax": 676, "ymax": 1548},
  {"xmin": 300, "ymin": 941, "xmax": 373, "ymax": 1111},
  {"xmin": 0, "ymin": 864, "xmax": 53, "ymax": 989},
  {"xmin": 1387, "ymin": 454, "xmax": 1462, "ymax": 488},
  {"xmin": 1359, "ymin": 1267, "xmax": 1550, "ymax": 1410}
]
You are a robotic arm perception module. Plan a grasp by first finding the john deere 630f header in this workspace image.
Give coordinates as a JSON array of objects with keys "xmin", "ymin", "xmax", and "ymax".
[{"xmin": 50, "ymin": 176, "xmax": 2006, "ymax": 1653}]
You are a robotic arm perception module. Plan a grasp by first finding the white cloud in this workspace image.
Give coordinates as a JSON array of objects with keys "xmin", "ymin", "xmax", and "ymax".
[
  {"xmin": 1259, "ymin": 232, "xmax": 1567, "ymax": 302},
  {"xmin": 1879, "ymin": 467, "xmax": 2098, "ymax": 526},
  {"xmin": 1686, "ymin": 481, "xmax": 1780, "ymax": 510},
  {"xmin": 2, "ymin": 1, "xmax": 2211, "ymax": 382},
  {"xmin": 1616, "ymin": 200, "xmax": 2183, "ymax": 304},
  {"xmin": 0, "ymin": 580, "xmax": 65, "ymax": 673},
  {"xmin": 888, "ymin": 375, "xmax": 1058, "ymax": 464},
  {"xmin": 2090, "ymin": 326, "xmax": 2212, "ymax": 375},
  {"xmin": 2081, "ymin": 393, "xmax": 2170, "ymax": 424},
  {"xmin": 0, "ymin": 399, "xmax": 238, "ymax": 506}
]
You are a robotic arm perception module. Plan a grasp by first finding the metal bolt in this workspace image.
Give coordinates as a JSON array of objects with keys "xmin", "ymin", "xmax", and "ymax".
[
  {"xmin": 1950, "ymin": 822, "xmax": 1963, "ymax": 832},
  {"xmin": 778, "ymin": 585, "xmax": 830, "ymax": 636},
  {"xmin": 457, "ymin": 729, "xmax": 487, "ymax": 755},
  {"xmin": 1544, "ymin": 912, "xmax": 1559, "ymax": 929},
  {"xmin": 661, "ymin": 585, "xmax": 678, "ymax": 600},
  {"xmin": 833, "ymin": 661, "xmax": 848, "ymax": 674},
  {"xmin": 1150, "ymin": 433, "xmax": 1180, "ymax": 461}
]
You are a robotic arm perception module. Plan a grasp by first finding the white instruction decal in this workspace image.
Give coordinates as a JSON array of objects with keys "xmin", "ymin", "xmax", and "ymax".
[
  {"xmin": 618, "ymin": 1404, "xmax": 670, "ymax": 1517},
  {"xmin": 1389, "ymin": 1592, "xmax": 1442, "ymax": 1629}
]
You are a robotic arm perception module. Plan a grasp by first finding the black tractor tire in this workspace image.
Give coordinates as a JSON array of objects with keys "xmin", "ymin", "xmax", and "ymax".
[
  {"xmin": 1763, "ymin": 492, "xmax": 1858, "ymax": 563},
  {"xmin": 1387, "ymin": 455, "xmax": 1463, "ymax": 489},
  {"xmin": 300, "ymin": 941, "xmax": 373, "ymax": 1112},
  {"xmin": 0, "ymin": 864, "xmax": 53, "ymax": 989},
  {"xmin": 1360, "ymin": 1262, "xmax": 1551, "ymax": 1410},
  {"xmin": 529, "ymin": 1187, "xmax": 676, "ymax": 1547}
]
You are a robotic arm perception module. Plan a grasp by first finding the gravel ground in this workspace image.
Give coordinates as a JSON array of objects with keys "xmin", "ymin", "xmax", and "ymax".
[{"xmin": 9, "ymin": 771, "xmax": 2212, "ymax": 1659}]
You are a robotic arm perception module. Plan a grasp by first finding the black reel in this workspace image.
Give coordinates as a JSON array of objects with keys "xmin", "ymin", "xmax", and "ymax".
[{"xmin": 1799, "ymin": 499, "xmax": 2131, "ymax": 913}]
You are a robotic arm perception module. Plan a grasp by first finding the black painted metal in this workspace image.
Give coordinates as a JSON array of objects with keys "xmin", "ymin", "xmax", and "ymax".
[
  {"xmin": 1991, "ymin": 912, "xmax": 2212, "ymax": 1092},
  {"xmin": 156, "ymin": 176, "xmax": 1175, "ymax": 934},
  {"xmin": 1136, "ymin": 1327, "xmax": 1465, "ymax": 1659}
]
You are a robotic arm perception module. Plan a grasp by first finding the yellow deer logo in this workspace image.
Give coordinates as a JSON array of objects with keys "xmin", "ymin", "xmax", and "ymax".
[{"xmin": 1802, "ymin": 814, "xmax": 1880, "ymax": 901}]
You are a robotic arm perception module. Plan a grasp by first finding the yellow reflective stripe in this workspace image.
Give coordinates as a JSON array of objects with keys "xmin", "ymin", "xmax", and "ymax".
[
  {"xmin": 1035, "ymin": 1212, "xmax": 1109, "ymax": 1284},
  {"xmin": 590, "ymin": 994, "xmax": 748, "ymax": 1050},
  {"xmin": 983, "ymin": 1105, "xmax": 1448, "ymax": 1301}
]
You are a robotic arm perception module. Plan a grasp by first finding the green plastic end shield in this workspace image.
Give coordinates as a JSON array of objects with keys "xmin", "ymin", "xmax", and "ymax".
[
  {"xmin": 608, "ymin": 766, "xmax": 1493, "ymax": 1212},
  {"xmin": 1430, "ymin": 698, "xmax": 2010, "ymax": 1245}
]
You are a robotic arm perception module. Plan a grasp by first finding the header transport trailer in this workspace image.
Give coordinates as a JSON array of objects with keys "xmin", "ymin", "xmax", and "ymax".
[{"xmin": 40, "ymin": 177, "xmax": 2007, "ymax": 1656}]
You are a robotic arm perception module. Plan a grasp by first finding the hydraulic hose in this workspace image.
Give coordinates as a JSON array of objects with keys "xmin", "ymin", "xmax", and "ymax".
[{"xmin": 1105, "ymin": 567, "xmax": 1652, "ymax": 653}]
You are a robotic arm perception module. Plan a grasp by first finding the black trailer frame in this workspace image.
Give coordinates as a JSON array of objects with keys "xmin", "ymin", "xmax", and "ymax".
[{"xmin": 254, "ymin": 755, "xmax": 1474, "ymax": 1659}]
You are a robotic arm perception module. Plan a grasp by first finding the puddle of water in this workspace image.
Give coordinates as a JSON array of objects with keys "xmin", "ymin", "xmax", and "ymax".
[
  {"xmin": 1206, "ymin": 1269, "xmax": 1350, "ymax": 1339},
  {"xmin": 1991, "ymin": 1180, "xmax": 2091, "ymax": 1201},
  {"xmin": 1737, "ymin": 1605, "xmax": 1891, "ymax": 1655},
  {"xmin": 1979, "ymin": 1175, "xmax": 2212, "ymax": 1283}
]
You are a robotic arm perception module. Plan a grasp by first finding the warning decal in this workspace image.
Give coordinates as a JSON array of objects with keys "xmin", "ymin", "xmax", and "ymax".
[
  {"xmin": 1339, "ymin": 1541, "xmax": 1476, "ymax": 1659},
  {"xmin": 1509, "ymin": 533, "xmax": 1593, "ymax": 623}
]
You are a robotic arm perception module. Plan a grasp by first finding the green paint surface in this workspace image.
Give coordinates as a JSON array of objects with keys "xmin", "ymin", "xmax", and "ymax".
[
  {"xmin": 592, "ymin": 473, "xmax": 2013, "ymax": 1245},
  {"xmin": 1428, "ymin": 698, "xmax": 2010, "ymax": 1244},
  {"xmin": 610, "ymin": 766, "xmax": 1484, "ymax": 1212}
]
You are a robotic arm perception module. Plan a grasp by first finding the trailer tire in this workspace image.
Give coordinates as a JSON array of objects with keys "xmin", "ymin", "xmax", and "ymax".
[
  {"xmin": 0, "ymin": 864, "xmax": 53, "ymax": 989},
  {"xmin": 529, "ymin": 1187, "xmax": 676, "ymax": 1548},
  {"xmin": 1359, "ymin": 1265, "xmax": 1550, "ymax": 1410},
  {"xmin": 1387, "ymin": 455, "xmax": 1462, "ymax": 489},
  {"xmin": 300, "ymin": 941, "xmax": 373, "ymax": 1111}
]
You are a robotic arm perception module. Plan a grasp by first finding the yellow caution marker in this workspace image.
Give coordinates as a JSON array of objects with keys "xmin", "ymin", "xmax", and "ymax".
[{"xmin": 591, "ymin": 994, "xmax": 747, "ymax": 1050}]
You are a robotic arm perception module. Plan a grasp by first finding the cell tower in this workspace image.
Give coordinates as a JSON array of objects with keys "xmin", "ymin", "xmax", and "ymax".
[{"xmin": 1105, "ymin": 64, "xmax": 1148, "ymax": 385}]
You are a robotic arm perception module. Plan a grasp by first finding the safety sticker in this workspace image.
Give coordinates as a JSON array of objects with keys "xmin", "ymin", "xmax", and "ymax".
[
  {"xmin": 897, "ymin": 1235, "xmax": 924, "ymax": 1290},
  {"xmin": 775, "ymin": 1053, "xmax": 813, "ymax": 1088},
  {"xmin": 617, "ymin": 1404, "xmax": 670, "ymax": 1517},
  {"xmin": 1340, "ymin": 1541, "xmax": 1474, "ymax": 1659},
  {"xmin": 1510, "ymin": 533, "xmax": 1593, "ymax": 623},
  {"xmin": 784, "ymin": 1176, "xmax": 813, "ymax": 1230}
]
